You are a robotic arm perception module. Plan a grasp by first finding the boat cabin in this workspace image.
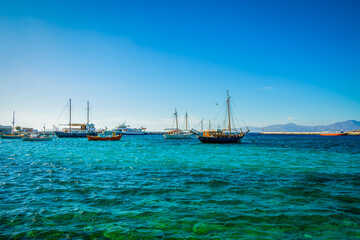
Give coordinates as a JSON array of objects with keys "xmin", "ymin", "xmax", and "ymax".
[
  {"xmin": 61, "ymin": 123, "xmax": 95, "ymax": 132},
  {"xmin": 168, "ymin": 129, "xmax": 184, "ymax": 135},
  {"xmin": 202, "ymin": 129, "xmax": 243, "ymax": 138}
]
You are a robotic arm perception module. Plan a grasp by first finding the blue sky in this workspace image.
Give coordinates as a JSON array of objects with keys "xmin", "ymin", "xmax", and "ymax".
[{"xmin": 0, "ymin": 0, "xmax": 359, "ymax": 130}]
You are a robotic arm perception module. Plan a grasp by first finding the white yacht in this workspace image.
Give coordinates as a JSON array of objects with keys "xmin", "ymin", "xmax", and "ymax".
[{"xmin": 113, "ymin": 122, "xmax": 146, "ymax": 135}]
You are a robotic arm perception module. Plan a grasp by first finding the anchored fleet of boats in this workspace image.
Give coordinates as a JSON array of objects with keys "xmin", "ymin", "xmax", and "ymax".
[{"xmin": 0, "ymin": 91, "xmax": 352, "ymax": 143}]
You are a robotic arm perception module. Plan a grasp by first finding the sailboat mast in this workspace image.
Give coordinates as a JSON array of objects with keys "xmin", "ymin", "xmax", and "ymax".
[
  {"xmin": 227, "ymin": 90, "xmax": 232, "ymax": 136},
  {"xmin": 185, "ymin": 111, "xmax": 188, "ymax": 130},
  {"xmin": 87, "ymin": 101, "xmax": 90, "ymax": 125},
  {"xmin": 201, "ymin": 119, "xmax": 203, "ymax": 132},
  {"xmin": 69, "ymin": 98, "xmax": 72, "ymax": 132},
  {"xmin": 12, "ymin": 111, "xmax": 15, "ymax": 134},
  {"xmin": 209, "ymin": 120, "xmax": 211, "ymax": 130},
  {"xmin": 175, "ymin": 108, "xmax": 178, "ymax": 130}
]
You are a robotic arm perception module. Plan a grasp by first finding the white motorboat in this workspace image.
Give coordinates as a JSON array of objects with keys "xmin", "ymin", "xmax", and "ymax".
[{"xmin": 113, "ymin": 122, "xmax": 146, "ymax": 135}]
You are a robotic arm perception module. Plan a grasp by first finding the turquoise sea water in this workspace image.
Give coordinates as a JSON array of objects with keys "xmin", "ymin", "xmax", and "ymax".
[{"xmin": 1, "ymin": 134, "xmax": 360, "ymax": 239}]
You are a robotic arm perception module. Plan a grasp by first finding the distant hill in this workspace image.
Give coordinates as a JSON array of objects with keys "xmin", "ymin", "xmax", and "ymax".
[{"xmin": 248, "ymin": 120, "xmax": 360, "ymax": 132}]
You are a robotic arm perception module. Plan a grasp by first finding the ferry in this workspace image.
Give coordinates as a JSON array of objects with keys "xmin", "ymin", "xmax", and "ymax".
[
  {"xmin": 320, "ymin": 131, "xmax": 348, "ymax": 136},
  {"xmin": 54, "ymin": 99, "xmax": 97, "ymax": 138},
  {"xmin": 113, "ymin": 122, "xmax": 146, "ymax": 135}
]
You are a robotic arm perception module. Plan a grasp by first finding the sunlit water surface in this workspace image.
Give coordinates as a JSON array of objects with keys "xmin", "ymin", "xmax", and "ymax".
[{"xmin": 1, "ymin": 134, "xmax": 360, "ymax": 239}]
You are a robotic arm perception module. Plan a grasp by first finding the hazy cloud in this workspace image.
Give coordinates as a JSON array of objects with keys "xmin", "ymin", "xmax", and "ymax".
[{"xmin": 259, "ymin": 86, "xmax": 274, "ymax": 90}]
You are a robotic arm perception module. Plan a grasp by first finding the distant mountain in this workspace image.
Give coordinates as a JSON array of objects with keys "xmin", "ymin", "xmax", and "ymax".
[{"xmin": 248, "ymin": 120, "xmax": 360, "ymax": 132}]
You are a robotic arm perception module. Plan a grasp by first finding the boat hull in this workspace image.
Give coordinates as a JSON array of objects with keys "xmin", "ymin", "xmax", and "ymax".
[
  {"xmin": 1, "ymin": 135, "xmax": 22, "ymax": 139},
  {"xmin": 87, "ymin": 135, "xmax": 122, "ymax": 141},
  {"xmin": 55, "ymin": 131, "xmax": 96, "ymax": 138},
  {"xmin": 320, "ymin": 133, "xmax": 348, "ymax": 136},
  {"xmin": 116, "ymin": 131, "xmax": 145, "ymax": 135},
  {"xmin": 197, "ymin": 135, "xmax": 244, "ymax": 144}
]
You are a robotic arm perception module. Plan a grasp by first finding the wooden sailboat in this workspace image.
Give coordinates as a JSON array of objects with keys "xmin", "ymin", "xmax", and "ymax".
[
  {"xmin": 87, "ymin": 132, "xmax": 122, "ymax": 141},
  {"xmin": 163, "ymin": 109, "xmax": 192, "ymax": 139},
  {"xmin": 195, "ymin": 90, "xmax": 248, "ymax": 143},
  {"xmin": 55, "ymin": 99, "xmax": 97, "ymax": 138},
  {"xmin": 1, "ymin": 111, "xmax": 22, "ymax": 139}
]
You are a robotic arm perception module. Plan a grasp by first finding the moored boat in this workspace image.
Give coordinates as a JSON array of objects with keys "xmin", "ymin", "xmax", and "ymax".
[
  {"xmin": 87, "ymin": 132, "xmax": 122, "ymax": 141},
  {"xmin": 163, "ymin": 109, "xmax": 192, "ymax": 139},
  {"xmin": 164, "ymin": 129, "xmax": 192, "ymax": 139},
  {"xmin": 197, "ymin": 130, "xmax": 246, "ymax": 143},
  {"xmin": 1, "ymin": 134, "xmax": 22, "ymax": 139},
  {"xmin": 193, "ymin": 90, "xmax": 248, "ymax": 144},
  {"xmin": 0, "ymin": 111, "xmax": 22, "ymax": 139},
  {"xmin": 113, "ymin": 122, "xmax": 146, "ymax": 135},
  {"xmin": 55, "ymin": 124, "xmax": 97, "ymax": 138},
  {"xmin": 22, "ymin": 134, "xmax": 53, "ymax": 141},
  {"xmin": 320, "ymin": 131, "xmax": 348, "ymax": 136},
  {"xmin": 55, "ymin": 99, "xmax": 97, "ymax": 138}
]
